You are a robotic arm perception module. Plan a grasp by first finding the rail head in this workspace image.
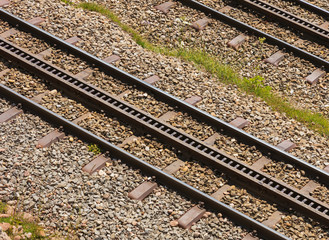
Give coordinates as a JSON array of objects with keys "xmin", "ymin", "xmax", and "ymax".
[
  {"xmin": 0, "ymin": 83, "xmax": 289, "ymax": 240},
  {"xmin": 291, "ymin": 0, "xmax": 329, "ymax": 19},
  {"xmin": 176, "ymin": 0, "xmax": 329, "ymax": 70},
  {"xmin": 238, "ymin": 0, "xmax": 329, "ymax": 46},
  {"xmin": 1, "ymin": 36, "xmax": 329, "ymax": 225},
  {"xmin": 0, "ymin": 8, "xmax": 328, "ymax": 185}
]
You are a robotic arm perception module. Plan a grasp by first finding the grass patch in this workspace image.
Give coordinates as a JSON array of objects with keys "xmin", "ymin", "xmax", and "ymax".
[
  {"xmin": 1, "ymin": 217, "xmax": 44, "ymax": 239},
  {"xmin": 0, "ymin": 202, "xmax": 45, "ymax": 239},
  {"xmin": 60, "ymin": 1, "xmax": 329, "ymax": 137},
  {"xmin": 88, "ymin": 143, "xmax": 102, "ymax": 154},
  {"xmin": 60, "ymin": 0, "xmax": 73, "ymax": 5},
  {"xmin": 0, "ymin": 202, "xmax": 6, "ymax": 213}
]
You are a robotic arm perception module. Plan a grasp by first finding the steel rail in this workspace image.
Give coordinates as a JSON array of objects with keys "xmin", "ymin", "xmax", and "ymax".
[
  {"xmin": 0, "ymin": 10, "xmax": 328, "ymax": 184},
  {"xmin": 1, "ymin": 37, "xmax": 329, "ymax": 225},
  {"xmin": 290, "ymin": 0, "xmax": 329, "ymax": 19},
  {"xmin": 0, "ymin": 7, "xmax": 329, "ymax": 185},
  {"xmin": 0, "ymin": 84, "xmax": 289, "ymax": 240},
  {"xmin": 238, "ymin": 0, "xmax": 329, "ymax": 46},
  {"xmin": 176, "ymin": 0, "xmax": 329, "ymax": 70}
]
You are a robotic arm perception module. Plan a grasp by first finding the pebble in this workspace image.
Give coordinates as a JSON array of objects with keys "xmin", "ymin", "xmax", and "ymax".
[
  {"xmin": 169, "ymin": 220, "xmax": 178, "ymax": 227},
  {"xmin": 0, "ymin": 226, "xmax": 10, "ymax": 240},
  {"xmin": 24, "ymin": 232, "xmax": 32, "ymax": 239},
  {"xmin": 0, "ymin": 223, "xmax": 11, "ymax": 232},
  {"xmin": 22, "ymin": 213, "xmax": 34, "ymax": 222}
]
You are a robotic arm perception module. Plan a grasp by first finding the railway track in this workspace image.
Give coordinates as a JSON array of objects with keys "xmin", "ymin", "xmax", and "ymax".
[
  {"xmin": 1, "ymin": 8, "xmax": 328, "ymax": 179},
  {"xmin": 69, "ymin": 0, "xmax": 329, "ymax": 116},
  {"xmin": 238, "ymin": 0, "xmax": 329, "ymax": 41},
  {"xmin": 303, "ymin": 0, "xmax": 329, "ymax": 12},
  {"xmin": 179, "ymin": 0, "xmax": 329, "ymax": 63},
  {"xmin": 0, "ymin": 98, "xmax": 250, "ymax": 239},
  {"xmin": 0, "ymin": 83, "xmax": 286, "ymax": 239},
  {"xmin": 101, "ymin": 0, "xmax": 329, "ymax": 115},
  {"xmin": 0, "ymin": 5, "xmax": 329, "ymax": 239},
  {"xmin": 291, "ymin": 0, "xmax": 329, "ymax": 18},
  {"xmin": 260, "ymin": 0, "xmax": 329, "ymax": 20}
]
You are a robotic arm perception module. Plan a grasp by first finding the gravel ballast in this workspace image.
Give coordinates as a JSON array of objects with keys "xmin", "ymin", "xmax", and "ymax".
[
  {"xmin": 8, "ymin": 31, "xmax": 50, "ymax": 54},
  {"xmin": 263, "ymin": 0, "xmax": 327, "ymax": 24},
  {"xmin": 0, "ymin": 0, "xmax": 329, "ymax": 238},
  {"xmin": 0, "ymin": 19, "xmax": 10, "ymax": 33},
  {"xmin": 221, "ymin": 186, "xmax": 277, "ymax": 223},
  {"xmin": 8, "ymin": 0, "xmax": 323, "ymax": 172},
  {"xmin": 1, "ymin": 60, "xmax": 327, "ymax": 238},
  {"xmin": 66, "ymin": 0, "xmax": 329, "ymax": 116},
  {"xmin": 0, "ymin": 103, "xmax": 247, "ymax": 239}
]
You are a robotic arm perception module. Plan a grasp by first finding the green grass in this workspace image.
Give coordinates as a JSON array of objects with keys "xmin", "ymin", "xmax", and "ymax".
[
  {"xmin": 60, "ymin": 0, "xmax": 73, "ymax": 5},
  {"xmin": 0, "ymin": 202, "xmax": 6, "ymax": 213},
  {"xmin": 1, "ymin": 217, "xmax": 43, "ymax": 239},
  {"xmin": 0, "ymin": 202, "xmax": 45, "ymax": 239},
  {"xmin": 60, "ymin": 1, "xmax": 329, "ymax": 137},
  {"xmin": 88, "ymin": 143, "xmax": 102, "ymax": 154}
]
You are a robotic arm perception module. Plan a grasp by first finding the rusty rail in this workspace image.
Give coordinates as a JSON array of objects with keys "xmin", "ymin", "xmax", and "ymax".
[
  {"xmin": 176, "ymin": 0, "xmax": 329, "ymax": 70},
  {"xmin": 1, "ymin": 9, "xmax": 328, "ymax": 187},
  {"xmin": 0, "ymin": 83, "xmax": 289, "ymax": 240},
  {"xmin": 238, "ymin": 0, "xmax": 329, "ymax": 46},
  {"xmin": 289, "ymin": 0, "xmax": 329, "ymax": 19},
  {"xmin": 1, "ymin": 36, "xmax": 329, "ymax": 225}
]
